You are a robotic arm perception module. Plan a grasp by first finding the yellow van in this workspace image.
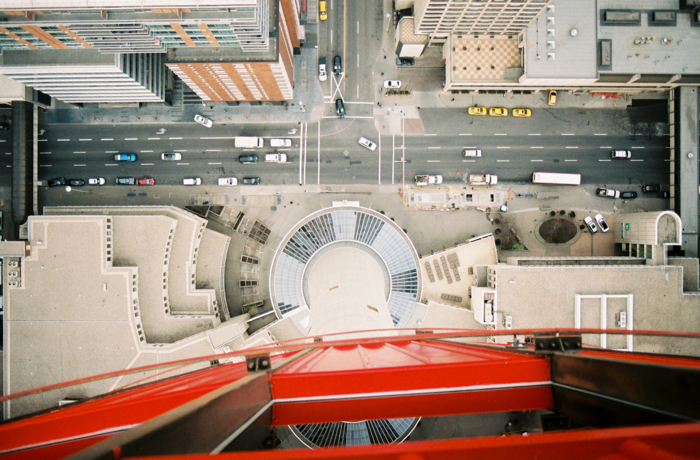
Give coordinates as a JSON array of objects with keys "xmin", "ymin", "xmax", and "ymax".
[{"xmin": 319, "ymin": 1, "xmax": 328, "ymax": 20}]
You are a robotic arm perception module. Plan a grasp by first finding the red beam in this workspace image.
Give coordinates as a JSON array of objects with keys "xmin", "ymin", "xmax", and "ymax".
[
  {"xmin": 272, "ymin": 385, "xmax": 554, "ymax": 425},
  {"xmin": 580, "ymin": 349, "xmax": 700, "ymax": 368}
]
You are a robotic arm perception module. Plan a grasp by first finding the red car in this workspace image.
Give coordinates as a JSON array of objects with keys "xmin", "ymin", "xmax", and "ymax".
[{"xmin": 136, "ymin": 177, "xmax": 155, "ymax": 186}]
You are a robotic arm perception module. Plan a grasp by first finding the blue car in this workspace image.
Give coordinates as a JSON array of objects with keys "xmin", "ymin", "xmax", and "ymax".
[{"xmin": 114, "ymin": 153, "xmax": 137, "ymax": 162}]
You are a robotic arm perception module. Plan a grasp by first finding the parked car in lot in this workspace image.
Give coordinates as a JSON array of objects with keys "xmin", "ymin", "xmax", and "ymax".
[
  {"xmin": 489, "ymin": 107, "xmax": 508, "ymax": 117},
  {"xmin": 115, "ymin": 177, "xmax": 136, "ymax": 185},
  {"xmin": 182, "ymin": 177, "xmax": 202, "ymax": 186},
  {"xmin": 584, "ymin": 216, "xmax": 598, "ymax": 233},
  {"xmin": 242, "ymin": 177, "xmax": 261, "ymax": 185},
  {"xmin": 512, "ymin": 108, "xmax": 532, "ymax": 117},
  {"xmin": 468, "ymin": 106, "xmax": 487, "ymax": 116},
  {"xmin": 265, "ymin": 153, "xmax": 288, "ymax": 163},
  {"xmin": 335, "ymin": 98, "xmax": 345, "ymax": 118},
  {"xmin": 48, "ymin": 177, "xmax": 66, "ymax": 187},
  {"xmin": 114, "ymin": 153, "xmax": 136, "ymax": 162},
  {"xmin": 611, "ymin": 150, "xmax": 631, "ymax": 159},
  {"xmin": 620, "ymin": 191, "xmax": 638, "ymax": 199},
  {"xmin": 463, "ymin": 149, "xmax": 482, "ymax": 158},
  {"xmin": 194, "ymin": 114, "xmax": 213, "ymax": 128},
  {"xmin": 88, "ymin": 177, "xmax": 106, "ymax": 186},
  {"xmin": 548, "ymin": 90, "xmax": 557, "ymax": 106},
  {"xmin": 594, "ymin": 213, "xmax": 609, "ymax": 232},
  {"xmin": 136, "ymin": 177, "xmax": 155, "ymax": 186},
  {"xmin": 642, "ymin": 184, "xmax": 661, "ymax": 193},
  {"xmin": 597, "ymin": 188, "xmax": 620, "ymax": 199},
  {"xmin": 161, "ymin": 152, "xmax": 182, "ymax": 161},
  {"xmin": 270, "ymin": 138, "xmax": 292, "ymax": 148},
  {"xmin": 396, "ymin": 57, "xmax": 415, "ymax": 66},
  {"xmin": 383, "ymin": 80, "xmax": 401, "ymax": 89},
  {"xmin": 67, "ymin": 179, "xmax": 85, "ymax": 187},
  {"xmin": 358, "ymin": 137, "xmax": 377, "ymax": 151},
  {"xmin": 333, "ymin": 56, "xmax": 342, "ymax": 75},
  {"xmin": 239, "ymin": 154, "xmax": 258, "ymax": 164},
  {"xmin": 218, "ymin": 177, "xmax": 238, "ymax": 186}
]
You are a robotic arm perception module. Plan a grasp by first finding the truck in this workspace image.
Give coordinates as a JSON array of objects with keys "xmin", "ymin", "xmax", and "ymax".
[
  {"xmin": 415, "ymin": 174, "xmax": 443, "ymax": 186},
  {"xmin": 264, "ymin": 153, "xmax": 288, "ymax": 163},
  {"xmin": 234, "ymin": 136, "xmax": 264, "ymax": 149},
  {"xmin": 468, "ymin": 173, "xmax": 498, "ymax": 186}
]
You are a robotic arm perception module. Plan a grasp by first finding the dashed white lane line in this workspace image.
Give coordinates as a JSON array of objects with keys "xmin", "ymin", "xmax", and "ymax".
[
  {"xmin": 147, "ymin": 137, "xmax": 161, "ymax": 140},
  {"xmin": 497, "ymin": 159, "xmax": 510, "ymax": 162},
  {"xmin": 630, "ymin": 159, "xmax": 644, "ymax": 162},
  {"xmin": 424, "ymin": 133, "xmax": 437, "ymax": 136},
  {"xmin": 106, "ymin": 150, "xmax": 119, "ymax": 153},
  {"xmin": 177, "ymin": 163, "xmax": 190, "ymax": 166},
  {"xmin": 463, "ymin": 160, "xmax": 476, "ymax": 162},
  {"xmin": 497, "ymin": 146, "xmax": 511, "ymax": 149},
  {"xmin": 0, "ymin": 140, "xmax": 5, "ymax": 142},
  {"xmin": 140, "ymin": 150, "xmax": 153, "ymax": 153},
  {"xmin": 428, "ymin": 146, "xmax": 441, "ymax": 149},
  {"xmin": 58, "ymin": 139, "xmax": 70, "ymax": 142},
  {"xmin": 40, "ymin": 152, "xmax": 52, "ymax": 155},
  {"xmin": 600, "ymin": 146, "xmax": 612, "ymax": 149},
  {"xmin": 101, "ymin": 138, "xmax": 114, "ymax": 141},
  {"xmin": 565, "ymin": 146, "xmax": 579, "ymax": 149},
  {"xmin": 528, "ymin": 133, "xmax": 541, "ymax": 136},
  {"xmin": 531, "ymin": 146, "xmax": 543, "ymax": 149},
  {"xmin": 208, "ymin": 162, "xmax": 222, "ymax": 165},
  {"xmin": 631, "ymin": 146, "xmax": 645, "ymax": 149},
  {"xmin": 141, "ymin": 163, "xmax": 154, "ymax": 166},
  {"xmin": 74, "ymin": 164, "xmax": 86, "ymax": 167},
  {"xmin": 459, "ymin": 133, "xmax": 472, "ymax": 136},
  {"xmin": 125, "ymin": 138, "xmax": 138, "ymax": 141},
  {"xmin": 169, "ymin": 137, "xmax": 183, "ymax": 140},
  {"xmin": 205, "ymin": 149, "xmax": 222, "ymax": 152},
  {"xmin": 565, "ymin": 159, "xmax": 578, "ymax": 162},
  {"xmin": 105, "ymin": 164, "xmax": 119, "ymax": 166},
  {"xmin": 427, "ymin": 160, "xmax": 440, "ymax": 163},
  {"xmin": 200, "ymin": 136, "xmax": 236, "ymax": 140},
  {"xmin": 79, "ymin": 138, "xmax": 92, "ymax": 141},
  {"xmin": 39, "ymin": 139, "xmax": 47, "ymax": 142},
  {"xmin": 39, "ymin": 165, "xmax": 51, "ymax": 167},
  {"xmin": 561, "ymin": 133, "xmax": 575, "ymax": 136},
  {"xmin": 494, "ymin": 133, "xmax": 508, "ymax": 136},
  {"xmin": 594, "ymin": 133, "xmax": 608, "ymax": 136},
  {"xmin": 73, "ymin": 151, "xmax": 85, "ymax": 154},
  {"xmin": 530, "ymin": 159, "xmax": 543, "ymax": 162},
  {"xmin": 599, "ymin": 159, "xmax": 611, "ymax": 162}
]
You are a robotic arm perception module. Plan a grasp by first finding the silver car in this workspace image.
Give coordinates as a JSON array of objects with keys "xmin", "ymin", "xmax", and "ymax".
[
  {"xmin": 594, "ymin": 214, "xmax": 610, "ymax": 232},
  {"xmin": 358, "ymin": 137, "xmax": 377, "ymax": 151},
  {"xmin": 584, "ymin": 216, "xmax": 598, "ymax": 233},
  {"xmin": 194, "ymin": 114, "xmax": 213, "ymax": 128}
]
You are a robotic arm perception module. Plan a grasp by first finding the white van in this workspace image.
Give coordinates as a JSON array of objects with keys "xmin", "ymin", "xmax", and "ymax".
[
  {"xmin": 463, "ymin": 149, "xmax": 482, "ymax": 158},
  {"xmin": 234, "ymin": 137, "xmax": 264, "ymax": 149},
  {"xmin": 265, "ymin": 153, "xmax": 288, "ymax": 163},
  {"xmin": 183, "ymin": 177, "xmax": 202, "ymax": 186},
  {"xmin": 270, "ymin": 138, "xmax": 292, "ymax": 148}
]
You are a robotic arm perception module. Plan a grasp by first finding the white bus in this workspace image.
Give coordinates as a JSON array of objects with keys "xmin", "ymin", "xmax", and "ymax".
[{"xmin": 532, "ymin": 172, "xmax": 581, "ymax": 185}]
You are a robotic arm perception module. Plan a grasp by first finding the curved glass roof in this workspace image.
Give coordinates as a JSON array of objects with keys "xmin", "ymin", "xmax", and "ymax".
[
  {"xmin": 292, "ymin": 418, "xmax": 418, "ymax": 448},
  {"xmin": 272, "ymin": 208, "xmax": 420, "ymax": 328}
]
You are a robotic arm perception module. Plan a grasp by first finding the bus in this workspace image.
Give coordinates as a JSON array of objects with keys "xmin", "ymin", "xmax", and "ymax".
[{"xmin": 532, "ymin": 172, "xmax": 581, "ymax": 185}]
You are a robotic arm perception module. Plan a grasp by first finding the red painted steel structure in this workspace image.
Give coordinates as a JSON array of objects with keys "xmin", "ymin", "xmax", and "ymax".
[{"xmin": 1, "ymin": 333, "xmax": 700, "ymax": 459}]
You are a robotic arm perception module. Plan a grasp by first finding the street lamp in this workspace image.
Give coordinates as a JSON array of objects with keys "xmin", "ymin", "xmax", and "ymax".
[{"xmin": 65, "ymin": 186, "xmax": 89, "ymax": 194}]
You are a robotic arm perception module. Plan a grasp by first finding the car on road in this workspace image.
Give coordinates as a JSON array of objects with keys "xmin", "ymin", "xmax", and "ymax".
[
  {"xmin": 642, "ymin": 184, "xmax": 661, "ymax": 193},
  {"xmin": 415, "ymin": 174, "xmax": 443, "ymax": 186},
  {"xmin": 333, "ymin": 56, "xmax": 342, "ymax": 75},
  {"xmin": 583, "ymin": 216, "xmax": 598, "ymax": 233},
  {"xmin": 335, "ymin": 98, "xmax": 345, "ymax": 118},
  {"xmin": 512, "ymin": 108, "xmax": 532, "ymax": 117},
  {"xmin": 115, "ymin": 177, "xmax": 135, "ymax": 185},
  {"xmin": 548, "ymin": 90, "xmax": 557, "ymax": 106},
  {"xmin": 67, "ymin": 179, "xmax": 85, "ymax": 187},
  {"xmin": 318, "ymin": 57, "xmax": 327, "ymax": 81},
  {"xmin": 489, "ymin": 107, "xmax": 508, "ymax": 117},
  {"xmin": 270, "ymin": 138, "xmax": 292, "ymax": 148},
  {"xmin": 265, "ymin": 153, "xmax": 288, "ymax": 163},
  {"xmin": 0, "ymin": 122, "xmax": 10, "ymax": 130},
  {"xmin": 597, "ymin": 188, "xmax": 620, "ymax": 199},
  {"xmin": 88, "ymin": 177, "xmax": 106, "ymax": 186},
  {"xmin": 48, "ymin": 177, "xmax": 66, "ymax": 187},
  {"xmin": 620, "ymin": 191, "xmax": 638, "ymax": 199},
  {"xmin": 242, "ymin": 177, "xmax": 261, "ymax": 185},
  {"xmin": 114, "ymin": 153, "xmax": 136, "ymax": 162},
  {"xmin": 161, "ymin": 152, "xmax": 182, "ymax": 161},
  {"xmin": 182, "ymin": 177, "xmax": 202, "ymax": 186},
  {"xmin": 594, "ymin": 213, "xmax": 610, "ymax": 232},
  {"xmin": 136, "ymin": 177, "xmax": 155, "ymax": 186},
  {"xmin": 319, "ymin": 0, "xmax": 327, "ymax": 20},
  {"xmin": 611, "ymin": 149, "xmax": 631, "ymax": 159},
  {"xmin": 383, "ymin": 80, "xmax": 402, "ymax": 89},
  {"xmin": 463, "ymin": 149, "xmax": 482, "ymax": 158},
  {"xmin": 239, "ymin": 154, "xmax": 258, "ymax": 164},
  {"xmin": 396, "ymin": 57, "xmax": 415, "ymax": 66},
  {"xmin": 194, "ymin": 114, "xmax": 213, "ymax": 128},
  {"xmin": 218, "ymin": 177, "xmax": 238, "ymax": 186},
  {"xmin": 358, "ymin": 137, "xmax": 377, "ymax": 151},
  {"xmin": 468, "ymin": 106, "xmax": 487, "ymax": 116}
]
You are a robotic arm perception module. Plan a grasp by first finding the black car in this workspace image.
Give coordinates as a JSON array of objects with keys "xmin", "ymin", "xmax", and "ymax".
[
  {"xmin": 396, "ymin": 57, "xmax": 415, "ymax": 66},
  {"xmin": 48, "ymin": 177, "xmax": 66, "ymax": 187},
  {"xmin": 0, "ymin": 122, "xmax": 10, "ymax": 131},
  {"xmin": 333, "ymin": 56, "xmax": 342, "ymax": 75},
  {"xmin": 239, "ymin": 154, "xmax": 258, "ymax": 164},
  {"xmin": 620, "ymin": 191, "xmax": 637, "ymax": 199},
  {"xmin": 642, "ymin": 184, "xmax": 661, "ymax": 193},
  {"xmin": 335, "ymin": 98, "xmax": 345, "ymax": 118},
  {"xmin": 241, "ymin": 177, "xmax": 261, "ymax": 185},
  {"xmin": 115, "ymin": 177, "xmax": 136, "ymax": 185},
  {"xmin": 67, "ymin": 179, "xmax": 85, "ymax": 187}
]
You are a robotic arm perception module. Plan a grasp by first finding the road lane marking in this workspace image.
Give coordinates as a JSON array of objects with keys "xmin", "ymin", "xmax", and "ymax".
[
  {"xmin": 39, "ymin": 165, "xmax": 51, "ymax": 167},
  {"xmin": 40, "ymin": 152, "xmax": 52, "ymax": 155},
  {"xmin": 39, "ymin": 139, "xmax": 47, "ymax": 142},
  {"xmin": 463, "ymin": 160, "xmax": 476, "ymax": 162},
  {"xmin": 169, "ymin": 137, "xmax": 183, "ymax": 140},
  {"xmin": 427, "ymin": 160, "xmax": 440, "ymax": 163},
  {"xmin": 561, "ymin": 133, "xmax": 575, "ymax": 136},
  {"xmin": 176, "ymin": 163, "xmax": 190, "ymax": 165},
  {"xmin": 105, "ymin": 164, "xmax": 119, "ymax": 166},
  {"xmin": 0, "ymin": 140, "xmax": 5, "ymax": 142},
  {"xmin": 631, "ymin": 146, "xmax": 645, "ymax": 149},
  {"xmin": 147, "ymin": 137, "xmax": 160, "ymax": 140},
  {"xmin": 79, "ymin": 138, "xmax": 92, "ymax": 141},
  {"xmin": 106, "ymin": 151, "xmax": 119, "ymax": 153},
  {"xmin": 101, "ymin": 138, "xmax": 114, "ymax": 141},
  {"xmin": 428, "ymin": 146, "xmax": 441, "ymax": 149},
  {"xmin": 594, "ymin": 133, "xmax": 608, "ymax": 136},
  {"xmin": 199, "ymin": 136, "xmax": 236, "ymax": 139},
  {"xmin": 494, "ymin": 133, "xmax": 508, "ymax": 136},
  {"xmin": 208, "ymin": 162, "xmax": 221, "ymax": 165},
  {"xmin": 357, "ymin": 21, "xmax": 359, "ymax": 34},
  {"xmin": 497, "ymin": 159, "xmax": 510, "ymax": 162},
  {"xmin": 58, "ymin": 139, "xmax": 70, "ymax": 142},
  {"xmin": 125, "ymin": 138, "xmax": 138, "ymax": 140},
  {"xmin": 140, "ymin": 150, "xmax": 153, "ymax": 153},
  {"xmin": 630, "ymin": 159, "xmax": 644, "ymax": 162},
  {"xmin": 497, "ymin": 146, "xmax": 511, "ymax": 149},
  {"xmin": 73, "ymin": 151, "xmax": 85, "ymax": 154},
  {"xmin": 599, "ymin": 159, "xmax": 611, "ymax": 162},
  {"xmin": 141, "ymin": 163, "xmax": 154, "ymax": 166},
  {"xmin": 531, "ymin": 159, "xmax": 543, "ymax": 162},
  {"xmin": 459, "ymin": 133, "xmax": 472, "ymax": 136},
  {"xmin": 528, "ymin": 133, "xmax": 541, "ymax": 136},
  {"xmin": 205, "ymin": 149, "xmax": 222, "ymax": 152},
  {"xmin": 565, "ymin": 146, "xmax": 579, "ymax": 149},
  {"xmin": 531, "ymin": 146, "xmax": 543, "ymax": 149},
  {"xmin": 600, "ymin": 146, "xmax": 612, "ymax": 149},
  {"xmin": 74, "ymin": 164, "xmax": 86, "ymax": 167},
  {"xmin": 565, "ymin": 159, "xmax": 578, "ymax": 162}
]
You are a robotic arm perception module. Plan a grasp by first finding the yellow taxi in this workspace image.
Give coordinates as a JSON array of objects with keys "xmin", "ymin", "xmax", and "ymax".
[
  {"xmin": 489, "ymin": 107, "xmax": 508, "ymax": 117},
  {"xmin": 319, "ymin": 1, "xmax": 327, "ymax": 20},
  {"xmin": 548, "ymin": 90, "xmax": 557, "ymax": 106},
  {"xmin": 468, "ymin": 106, "xmax": 487, "ymax": 116},
  {"xmin": 512, "ymin": 108, "xmax": 532, "ymax": 118}
]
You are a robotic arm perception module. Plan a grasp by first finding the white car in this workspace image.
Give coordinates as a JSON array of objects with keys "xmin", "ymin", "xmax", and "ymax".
[
  {"xmin": 319, "ymin": 61, "xmax": 327, "ymax": 82},
  {"xmin": 194, "ymin": 114, "xmax": 213, "ymax": 128},
  {"xmin": 358, "ymin": 137, "xmax": 377, "ymax": 151},
  {"xmin": 183, "ymin": 177, "xmax": 202, "ymax": 186},
  {"xmin": 218, "ymin": 177, "xmax": 238, "ymax": 186},
  {"xmin": 270, "ymin": 138, "xmax": 292, "ymax": 148},
  {"xmin": 415, "ymin": 174, "xmax": 443, "ymax": 186},
  {"xmin": 594, "ymin": 213, "xmax": 609, "ymax": 233},
  {"xmin": 161, "ymin": 152, "xmax": 182, "ymax": 161},
  {"xmin": 584, "ymin": 216, "xmax": 599, "ymax": 234},
  {"xmin": 88, "ymin": 177, "xmax": 106, "ymax": 186},
  {"xmin": 265, "ymin": 153, "xmax": 288, "ymax": 163},
  {"xmin": 611, "ymin": 150, "xmax": 631, "ymax": 159},
  {"xmin": 383, "ymin": 80, "xmax": 402, "ymax": 89},
  {"xmin": 463, "ymin": 149, "xmax": 482, "ymax": 158}
]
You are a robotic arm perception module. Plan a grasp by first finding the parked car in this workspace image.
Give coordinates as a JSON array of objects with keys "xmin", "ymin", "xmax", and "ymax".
[
  {"xmin": 621, "ymin": 191, "xmax": 638, "ymax": 199},
  {"xmin": 270, "ymin": 138, "xmax": 292, "ymax": 148},
  {"xmin": 182, "ymin": 177, "xmax": 202, "ymax": 186},
  {"xmin": 548, "ymin": 90, "xmax": 557, "ymax": 106},
  {"xmin": 48, "ymin": 177, "xmax": 66, "ymax": 187},
  {"xmin": 0, "ymin": 122, "xmax": 10, "ymax": 130},
  {"xmin": 463, "ymin": 149, "xmax": 482, "ymax": 158},
  {"xmin": 318, "ymin": 57, "xmax": 327, "ymax": 81},
  {"xmin": 115, "ymin": 177, "xmax": 136, "ymax": 185},
  {"xmin": 194, "ymin": 114, "xmax": 213, "ymax": 128},
  {"xmin": 218, "ymin": 177, "xmax": 238, "ymax": 186},
  {"xmin": 333, "ymin": 56, "xmax": 342, "ymax": 75},
  {"xmin": 239, "ymin": 154, "xmax": 258, "ymax": 164},
  {"xmin": 597, "ymin": 188, "xmax": 620, "ymax": 199},
  {"xmin": 396, "ymin": 57, "xmax": 415, "ymax": 66},
  {"xmin": 583, "ymin": 216, "xmax": 598, "ymax": 233},
  {"xmin": 67, "ymin": 179, "xmax": 85, "ymax": 187},
  {"xmin": 358, "ymin": 137, "xmax": 377, "ymax": 151},
  {"xmin": 611, "ymin": 150, "xmax": 632, "ymax": 159},
  {"xmin": 242, "ymin": 177, "xmax": 261, "ymax": 185},
  {"xmin": 659, "ymin": 191, "xmax": 670, "ymax": 198},
  {"xmin": 114, "ymin": 153, "xmax": 136, "ymax": 162},
  {"xmin": 642, "ymin": 184, "xmax": 661, "ymax": 193},
  {"xmin": 489, "ymin": 107, "xmax": 508, "ymax": 117},
  {"xmin": 512, "ymin": 108, "xmax": 532, "ymax": 117},
  {"xmin": 594, "ymin": 213, "xmax": 609, "ymax": 232},
  {"xmin": 136, "ymin": 177, "xmax": 155, "ymax": 186},
  {"xmin": 383, "ymin": 80, "xmax": 402, "ymax": 89},
  {"xmin": 468, "ymin": 106, "xmax": 487, "ymax": 116},
  {"xmin": 319, "ymin": 0, "xmax": 327, "ymax": 20},
  {"xmin": 88, "ymin": 177, "xmax": 106, "ymax": 186},
  {"xmin": 415, "ymin": 174, "xmax": 443, "ymax": 186},
  {"xmin": 336, "ymin": 98, "xmax": 345, "ymax": 118},
  {"xmin": 161, "ymin": 152, "xmax": 182, "ymax": 161}
]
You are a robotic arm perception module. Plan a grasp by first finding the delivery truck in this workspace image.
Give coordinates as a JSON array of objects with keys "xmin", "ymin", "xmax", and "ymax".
[{"xmin": 234, "ymin": 136, "xmax": 264, "ymax": 149}]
